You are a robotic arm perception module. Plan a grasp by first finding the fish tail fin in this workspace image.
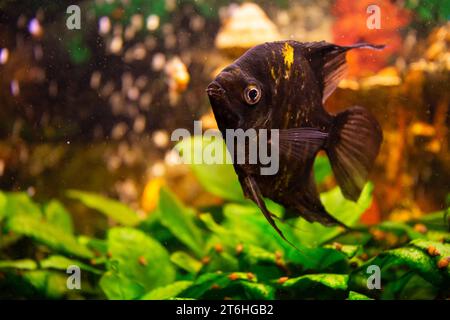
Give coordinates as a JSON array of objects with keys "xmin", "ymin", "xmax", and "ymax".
[{"xmin": 325, "ymin": 106, "xmax": 382, "ymax": 201}]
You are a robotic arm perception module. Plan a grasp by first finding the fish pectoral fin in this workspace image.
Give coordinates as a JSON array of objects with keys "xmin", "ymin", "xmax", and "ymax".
[
  {"xmin": 244, "ymin": 176, "xmax": 300, "ymax": 250},
  {"xmin": 276, "ymin": 128, "xmax": 327, "ymax": 163},
  {"xmin": 286, "ymin": 172, "xmax": 348, "ymax": 228}
]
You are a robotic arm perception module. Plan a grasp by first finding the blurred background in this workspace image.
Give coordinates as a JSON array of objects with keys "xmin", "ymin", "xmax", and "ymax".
[
  {"xmin": 0, "ymin": 0, "xmax": 450, "ymax": 301},
  {"xmin": 0, "ymin": 0, "xmax": 449, "ymax": 232}
]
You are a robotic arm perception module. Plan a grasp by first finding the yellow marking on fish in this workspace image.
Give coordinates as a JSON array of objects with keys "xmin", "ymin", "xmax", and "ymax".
[
  {"xmin": 282, "ymin": 42, "xmax": 294, "ymax": 78},
  {"xmin": 270, "ymin": 67, "xmax": 276, "ymax": 80}
]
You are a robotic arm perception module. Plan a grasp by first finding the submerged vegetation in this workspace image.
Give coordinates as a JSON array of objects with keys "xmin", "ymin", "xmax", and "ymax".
[
  {"xmin": 0, "ymin": 137, "xmax": 448, "ymax": 300},
  {"xmin": 0, "ymin": 0, "xmax": 449, "ymax": 300}
]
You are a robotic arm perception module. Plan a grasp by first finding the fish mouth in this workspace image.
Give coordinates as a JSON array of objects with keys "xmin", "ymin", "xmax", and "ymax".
[{"xmin": 206, "ymin": 81, "xmax": 225, "ymax": 99}]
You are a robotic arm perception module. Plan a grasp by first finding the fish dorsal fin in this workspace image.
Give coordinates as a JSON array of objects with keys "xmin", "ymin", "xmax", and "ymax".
[{"xmin": 300, "ymin": 42, "xmax": 385, "ymax": 103}]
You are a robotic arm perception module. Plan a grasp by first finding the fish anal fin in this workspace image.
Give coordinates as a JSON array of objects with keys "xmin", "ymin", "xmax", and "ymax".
[
  {"xmin": 244, "ymin": 176, "xmax": 301, "ymax": 251},
  {"xmin": 285, "ymin": 172, "xmax": 348, "ymax": 228}
]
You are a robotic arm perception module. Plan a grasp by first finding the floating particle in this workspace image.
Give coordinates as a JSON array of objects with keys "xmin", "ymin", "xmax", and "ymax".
[
  {"xmin": 124, "ymin": 25, "xmax": 136, "ymax": 41},
  {"xmin": 48, "ymin": 80, "xmax": 58, "ymax": 97},
  {"xmin": 165, "ymin": 56, "xmax": 190, "ymax": 92},
  {"xmin": 27, "ymin": 186, "xmax": 36, "ymax": 197},
  {"xmin": 146, "ymin": 15, "xmax": 160, "ymax": 31},
  {"xmin": 66, "ymin": 141, "xmax": 70, "ymax": 145},
  {"xmin": 28, "ymin": 18, "xmax": 43, "ymax": 37},
  {"xmin": 107, "ymin": 155, "xmax": 121, "ymax": 171},
  {"xmin": 150, "ymin": 161, "xmax": 165, "ymax": 177},
  {"xmin": 135, "ymin": 75, "xmax": 148, "ymax": 89},
  {"xmin": 121, "ymin": 72, "xmax": 133, "ymax": 92},
  {"xmin": 0, "ymin": 48, "xmax": 9, "ymax": 64},
  {"xmin": 144, "ymin": 36, "xmax": 157, "ymax": 50},
  {"xmin": 166, "ymin": 0, "xmax": 176, "ymax": 11},
  {"xmin": 10, "ymin": 80, "xmax": 20, "ymax": 96},
  {"xmin": 139, "ymin": 92, "xmax": 152, "ymax": 110},
  {"xmin": 99, "ymin": 16, "xmax": 111, "ymax": 34},
  {"xmin": 132, "ymin": 44, "xmax": 146, "ymax": 60},
  {"xmin": 125, "ymin": 104, "xmax": 139, "ymax": 118},
  {"xmin": 0, "ymin": 159, "xmax": 5, "ymax": 176},
  {"xmin": 110, "ymin": 92, "xmax": 124, "ymax": 114},
  {"xmin": 164, "ymin": 150, "xmax": 182, "ymax": 166},
  {"xmin": 33, "ymin": 45, "xmax": 43, "ymax": 61},
  {"xmin": 113, "ymin": 23, "xmax": 123, "ymax": 36},
  {"xmin": 90, "ymin": 71, "xmax": 102, "ymax": 89},
  {"xmin": 152, "ymin": 130, "xmax": 169, "ymax": 148},
  {"xmin": 100, "ymin": 81, "xmax": 115, "ymax": 97},
  {"xmin": 111, "ymin": 122, "xmax": 128, "ymax": 140},
  {"xmin": 190, "ymin": 15, "xmax": 205, "ymax": 31},
  {"xmin": 133, "ymin": 115, "xmax": 146, "ymax": 133},
  {"xmin": 127, "ymin": 87, "xmax": 139, "ymax": 101},
  {"xmin": 17, "ymin": 14, "xmax": 26, "ymax": 28},
  {"xmin": 151, "ymin": 53, "xmax": 165, "ymax": 71},
  {"xmin": 109, "ymin": 36, "xmax": 123, "ymax": 54},
  {"xmin": 131, "ymin": 14, "xmax": 143, "ymax": 30}
]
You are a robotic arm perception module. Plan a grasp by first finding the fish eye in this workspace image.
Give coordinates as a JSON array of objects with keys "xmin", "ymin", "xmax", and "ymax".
[{"xmin": 243, "ymin": 85, "xmax": 261, "ymax": 105}]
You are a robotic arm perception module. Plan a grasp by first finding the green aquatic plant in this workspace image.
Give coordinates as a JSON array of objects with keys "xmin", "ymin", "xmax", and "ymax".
[{"xmin": 0, "ymin": 137, "xmax": 448, "ymax": 299}]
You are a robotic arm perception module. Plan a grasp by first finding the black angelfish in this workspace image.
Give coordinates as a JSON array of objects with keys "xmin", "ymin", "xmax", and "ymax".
[{"xmin": 206, "ymin": 41, "xmax": 383, "ymax": 244}]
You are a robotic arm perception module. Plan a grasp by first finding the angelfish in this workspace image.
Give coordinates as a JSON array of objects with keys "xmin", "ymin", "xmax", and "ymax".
[{"xmin": 206, "ymin": 41, "xmax": 383, "ymax": 243}]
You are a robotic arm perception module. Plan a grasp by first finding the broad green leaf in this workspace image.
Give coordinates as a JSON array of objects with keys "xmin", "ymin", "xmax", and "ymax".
[
  {"xmin": 170, "ymin": 251, "xmax": 202, "ymax": 274},
  {"xmin": 40, "ymin": 255, "xmax": 102, "ymax": 275},
  {"xmin": 281, "ymin": 274, "xmax": 348, "ymax": 291},
  {"xmin": 158, "ymin": 187, "xmax": 205, "ymax": 256},
  {"xmin": 23, "ymin": 270, "xmax": 69, "ymax": 299},
  {"xmin": 6, "ymin": 215, "xmax": 93, "ymax": 259},
  {"xmin": 410, "ymin": 239, "xmax": 450, "ymax": 257},
  {"xmin": 279, "ymin": 274, "xmax": 349, "ymax": 299},
  {"xmin": 181, "ymin": 272, "xmax": 255, "ymax": 299},
  {"xmin": 3, "ymin": 192, "xmax": 42, "ymax": 219},
  {"xmin": 415, "ymin": 210, "xmax": 449, "ymax": 231},
  {"xmin": 347, "ymin": 291, "xmax": 373, "ymax": 300},
  {"xmin": 100, "ymin": 271, "xmax": 144, "ymax": 300},
  {"xmin": 106, "ymin": 227, "xmax": 175, "ymax": 293},
  {"xmin": 378, "ymin": 221, "xmax": 425, "ymax": 240},
  {"xmin": 323, "ymin": 244, "xmax": 360, "ymax": 258},
  {"xmin": 240, "ymin": 281, "xmax": 275, "ymax": 300},
  {"xmin": 78, "ymin": 235, "xmax": 108, "ymax": 255},
  {"xmin": 43, "ymin": 200, "xmax": 74, "ymax": 234},
  {"xmin": 0, "ymin": 259, "xmax": 37, "ymax": 270},
  {"xmin": 397, "ymin": 274, "xmax": 438, "ymax": 300},
  {"xmin": 358, "ymin": 245, "xmax": 447, "ymax": 287},
  {"xmin": 175, "ymin": 135, "xmax": 244, "ymax": 202},
  {"xmin": 67, "ymin": 190, "xmax": 140, "ymax": 226},
  {"xmin": 0, "ymin": 191, "xmax": 6, "ymax": 222},
  {"xmin": 292, "ymin": 183, "xmax": 373, "ymax": 246},
  {"xmin": 313, "ymin": 155, "xmax": 332, "ymax": 184},
  {"xmin": 141, "ymin": 281, "xmax": 193, "ymax": 300}
]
